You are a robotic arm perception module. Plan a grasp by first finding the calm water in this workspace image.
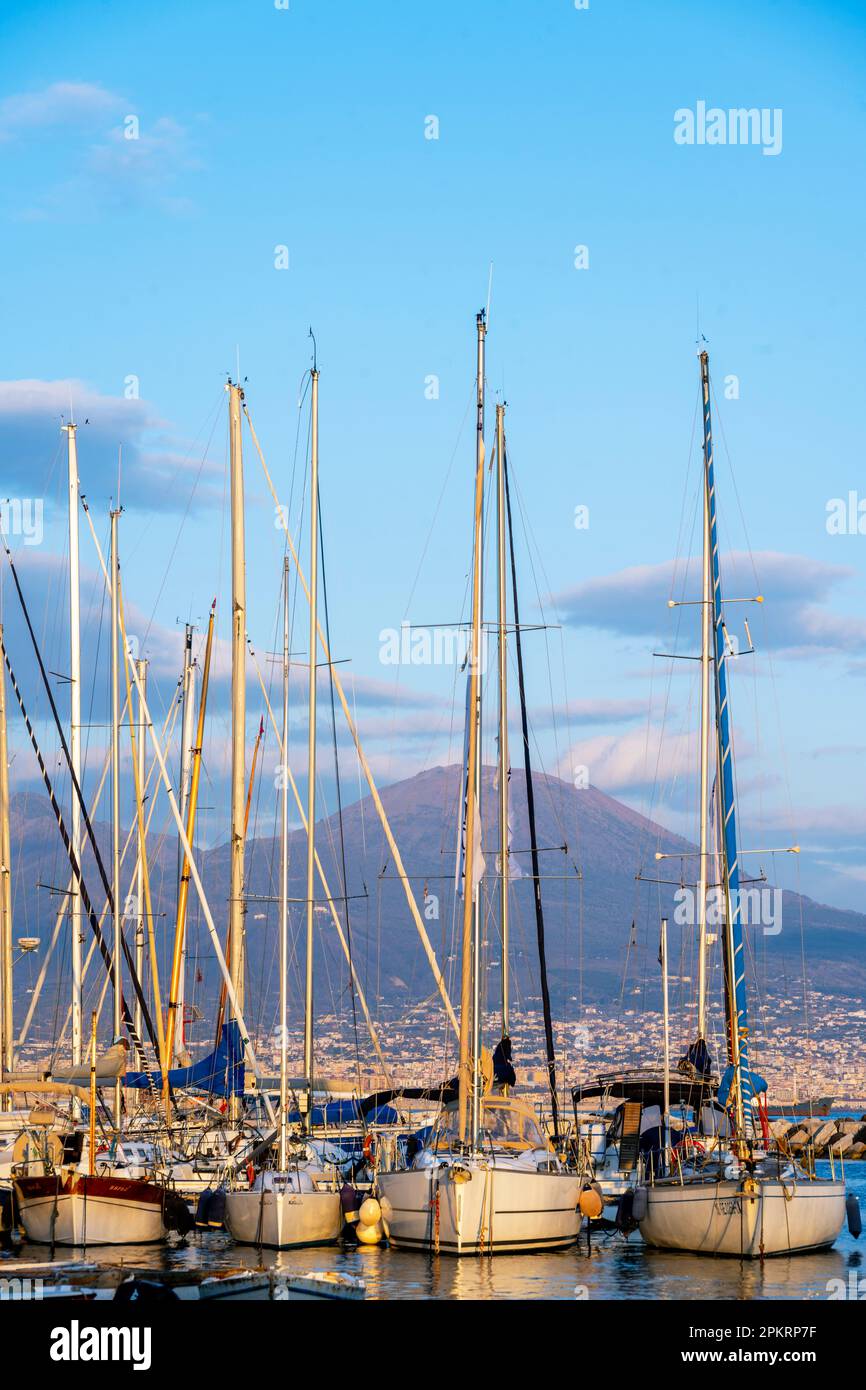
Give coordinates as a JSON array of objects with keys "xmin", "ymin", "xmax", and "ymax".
[{"xmin": 8, "ymin": 1165, "xmax": 863, "ymax": 1301}]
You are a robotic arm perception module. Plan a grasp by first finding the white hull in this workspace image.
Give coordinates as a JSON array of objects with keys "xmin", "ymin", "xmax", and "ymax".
[
  {"xmin": 224, "ymin": 1188, "xmax": 342, "ymax": 1249},
  {"xmin": 379, "ymin": 1161, "xmax": 583, "ymax": 1254},
  {"xmin": 639, "ymin": 1176, "xmax": 847, "ymax": 1258},
  {"xmin": 15, "ymin": 1177, "xmax": 167, "ymax": 1247}
]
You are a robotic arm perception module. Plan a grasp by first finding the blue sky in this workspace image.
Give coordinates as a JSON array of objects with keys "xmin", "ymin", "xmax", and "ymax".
[{"xmin": 0, "ymin": 0, "xmax": 864, "ymax": 913}]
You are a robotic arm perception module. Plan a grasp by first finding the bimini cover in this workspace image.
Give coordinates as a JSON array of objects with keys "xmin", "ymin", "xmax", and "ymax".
[
  {"xmin": 717, "ymin": 1063, "xmax": 768, "ymax": 1109},
  {"xmin": 124, "ymin": 1021, "xmax": 244, "ymax": 1098}
]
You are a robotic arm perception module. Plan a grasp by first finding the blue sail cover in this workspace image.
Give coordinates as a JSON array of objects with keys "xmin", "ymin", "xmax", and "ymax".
[
  {"xmin": 702, "ymin": 354, "xmax": 754, "ymax": 1126},
  {"xmin": 718, "ymin": 1064, "xmax": 768, "ymax": 1110},
  {"xmin": 124, "ymin": 1021, "xmax": 244, "ymax": 1098},
  {"xmin": 285, "ymin": 1100, "xmax": 399, "ymax": 1128}
]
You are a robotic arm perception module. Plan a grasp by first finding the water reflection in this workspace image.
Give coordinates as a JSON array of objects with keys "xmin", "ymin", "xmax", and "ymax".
[{"xmin": 7, "ymin": 1165, "xmax": 863, "ymax": 1301}]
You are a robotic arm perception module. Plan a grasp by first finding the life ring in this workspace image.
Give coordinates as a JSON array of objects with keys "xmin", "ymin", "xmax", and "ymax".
[
  {"xmin": 363, "ymin": 1133, "xmax": 376, "ymax": 1163},
  {"xmin": 246, "ymin": 1162, "xmax": 255, "ymax": 1187}
]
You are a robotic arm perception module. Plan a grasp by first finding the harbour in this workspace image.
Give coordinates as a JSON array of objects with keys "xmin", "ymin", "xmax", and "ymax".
[
  {"xmin": 0, "ymin": 0, "xmax": 865, "ymax": 1342},
  {"xmin": 3, "ymin": 1162, "xmax": 863, "ymax": 1302}
]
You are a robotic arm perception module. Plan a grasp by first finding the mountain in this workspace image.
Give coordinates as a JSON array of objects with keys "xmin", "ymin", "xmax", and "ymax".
[{"xmin": 7, "ymin": 764, "xmax": 865, "ymax": 1048}]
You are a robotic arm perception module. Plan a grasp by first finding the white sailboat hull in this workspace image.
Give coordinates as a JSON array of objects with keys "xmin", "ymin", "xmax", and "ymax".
[
  {"xmin": 379, "ymin": 1161, "xmax": 583, "ymax": 1255},
  {"xmin": 14, "ymin": 1174, "xmax": 168, "ymax": 1246},
  {"xmin": 639, "ymin": 1176, "xmax": 847, "ymax": 1258},
  {"xmin": 224, "ymin": 1188, "xmax": 343, "ymax": 1249}
]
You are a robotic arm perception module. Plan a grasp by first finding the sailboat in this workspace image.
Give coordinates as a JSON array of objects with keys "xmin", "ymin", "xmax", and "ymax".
[
  {"xmin": 635, "ymin": 350, "xmax": 848, "ymax": 1258},
  {"xmin": 12, "ymin": 497, "xmax": 176, "ymax": 1246},
  {"xmin": 378, "ymin": 312, "xmax": 583, "ymax": 1254},
  {"xmin": 223, "ymin": 365, "xmax": 342, "ymax": 1250}
]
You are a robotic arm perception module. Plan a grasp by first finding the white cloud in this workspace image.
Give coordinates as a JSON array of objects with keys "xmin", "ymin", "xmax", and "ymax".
[
  {"xmin": 555, "ymin": 724, "xmax": 697, "ymax": 795},
  {"xmin": 550, "ymin": 550, "xmax": 866, "ymax": 656},
  {"xmin": 1, "ymin": 81, "xmax": 203, "ymax": 218},
  {"xmin": 0, "ymin": 378, "xmax": 221, "ymax": 514},
  {"xmin": 80, "ymin": 116, "xmax": 201, "ymax": 215},
  {"xmin": 0, "ymin": 81, "xmax": 122, "ymax": 140}
]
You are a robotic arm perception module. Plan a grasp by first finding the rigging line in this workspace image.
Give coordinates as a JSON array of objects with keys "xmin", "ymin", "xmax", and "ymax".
[
  {"xmin": 503, "ymin": 441, "xmax": 560, "ymax": 1142},
  {"xmin": 246, "ymin": 400, "xmax": 459, "ymax": 1037},
  {"xmin": 0, "ymin": 630, "xmax": 149, "ymax": 1067},
  {"xmin": 1, "ymin": 542, "xmax": 160, "ymax": 1060},
  {"xmin": 638, "ymin": 472, "xmax": 701, "ymax": 872},
  {"xmin": 349, "ymin": 673, "xmax": 367, "ymax": 860},
  {"xmin": 629, "ymin": 388, "xmax": 701, "ymax": 882},
  {"xmin": 709, "ymin": 378, "xmax": 761, "ymax": 592},
  {"xmin": 402, "ymin": 383, "xmax": 476, "ymax": 622},
  {"xmin": 120, "ymin": 391, "xmax": 224, "ymax": 650},
  {"xmin": 318, "ymin": 486, "xmax": 363, "ymax": 1094},
  {"xmin": 711, "ymin": 379, "xmax": 815, "ymax": 1070},
  {"xmin": 246, "ymin": 635, "xmax": 391, "ymax": 1082},
  {"xmin": 16, "ymin": 677, "xmax": 169, "ymax": 1052}
]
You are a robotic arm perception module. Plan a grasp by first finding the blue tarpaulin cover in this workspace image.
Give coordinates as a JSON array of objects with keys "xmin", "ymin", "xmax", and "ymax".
[
  {"xmin": 124, "ymin": 1021, "xmax": 244, "ymax": 1098},
  {"xmin": 285, "ymin": 1100, "xmax": 400, "ymax": 1128}
]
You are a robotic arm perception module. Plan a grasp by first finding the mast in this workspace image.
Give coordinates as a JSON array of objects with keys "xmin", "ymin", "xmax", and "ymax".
[
  {"xmin": 134, "ymin": 658, "xmax": 147, "ymax": 1047},
  {"xmin": 471, "ymin": 312, "xmax": 486, "ymax": 1151},
  {"xmin": 228, "ymin": 384, "xmax": 247, "ymax": 1048},
  {"xmin": 661, "ymin": 916, "xmax": 671, "ymax": 1161},
  {"xmin": 247, "ymin": 405, "xmax": 459, "ymax": 1036},
  {"xmin": 176, "ymin": 625, "xmax": 195, "ymax": 1061},
  {"xmin": 458, "ymin": 309, "xmax": 486, "ymax": 1148},
  {"xmin": 64, "ymin": 422, "xmax": 83, "ymax": 1072},
  {"xmin": 0, "ymin": 623, "xmax": 12, "ymax": 1108},
  {"xmin": 696, "ymin": 396, "xmax": 712, "ymax": 1040},
  {"xmin": 303, "ymin": 366, "xmax": 320, "ymax": 1119},
  {"xmin": 700, "ymin": 350, "xmax": 751, "ymax": 1144},
  {"xmin": 88, "ymin": 1010, "xmax": 97, "ymax": 1175},
  {"xmin": 110, "ymin": 507, "xmax": 123, "ymax": 1128},
  {"xmin": 0, "ymin": 601, "xmax": 157, "ymax": 1061},
  {"xmin": 495, "ymin": 401, "xmax": 509, "ymax": 1042},
  {"xmin": 164, "ymin": 605, "xmax": 215, "ymax": 1107},
  {"xmin": 279, "ymin": 558, "xmax": 290, "ymax": 1168},
  {"xmin": 504, "ymin": 444, "xmax": 561, "ymax": 1141}
]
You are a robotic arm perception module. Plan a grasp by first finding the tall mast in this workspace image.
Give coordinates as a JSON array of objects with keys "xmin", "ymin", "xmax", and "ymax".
[
  {"xmin": 661, "ymin": 916, "xmax": 671, "ymax": 1159},
  {"xmin": 176, "ymin": 625, "xmax": 195, "ymax": 1061},
  {"xmin": 458, "ymin": 309, "xmax": 486, "ymax": 1147},
  {"xmin": 496, "ymin": 401, "xmax": 509, "ymax": 1042},
  {"xmin": 228, "ymin": 385, "xmax": 247, "ymax": 1040},
  {"xmin": 64, "ymin": 422, "xmax": 83, "ymax": 1071},
  {"xmin": 303, "ymin": 366, "xmax": 320, "ymax": 1118},
  {"xmin": 696, "ymin": 390, "xmax": 712, "ymax": 1040},
  {"xmin": 164, "ymin": 605, "xmax": 215, "ymax": 1106},
  {"xmin": 504, "ymin": 450, "xmax": 561, "ymax": 1141},
  {"xmin": 134, "ymin": 658, "xmax": 147, "ymax": 1048},
  {"xmin": 700, "ymin": 350, "xmax": 751, "ymax": 1144},
  {"xmin": 110, "ymin": 507, "xmax": 123, "ymax": 1128},
  {"xmin": 279, "ymin": 557, "xmax": 290, "ymax": 1168},
  {"xmin": 0, "ymin": 622, "xmax": 13, "ymax": 1109}
]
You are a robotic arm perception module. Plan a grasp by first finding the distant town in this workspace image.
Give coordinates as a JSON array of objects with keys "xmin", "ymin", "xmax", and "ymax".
[{"xmin": 15, "ymin": 987, "xmax": 864, "ymax": 1113}]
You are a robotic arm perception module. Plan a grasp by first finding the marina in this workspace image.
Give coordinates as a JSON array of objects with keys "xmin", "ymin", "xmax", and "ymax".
[
  {"xmin": 0, "ymin": 0, "xmax": 864, "ymax": 1348},
  {"xmin": 3, "ymin": 1161, "xmax": 864, "ymax": 1302}
]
